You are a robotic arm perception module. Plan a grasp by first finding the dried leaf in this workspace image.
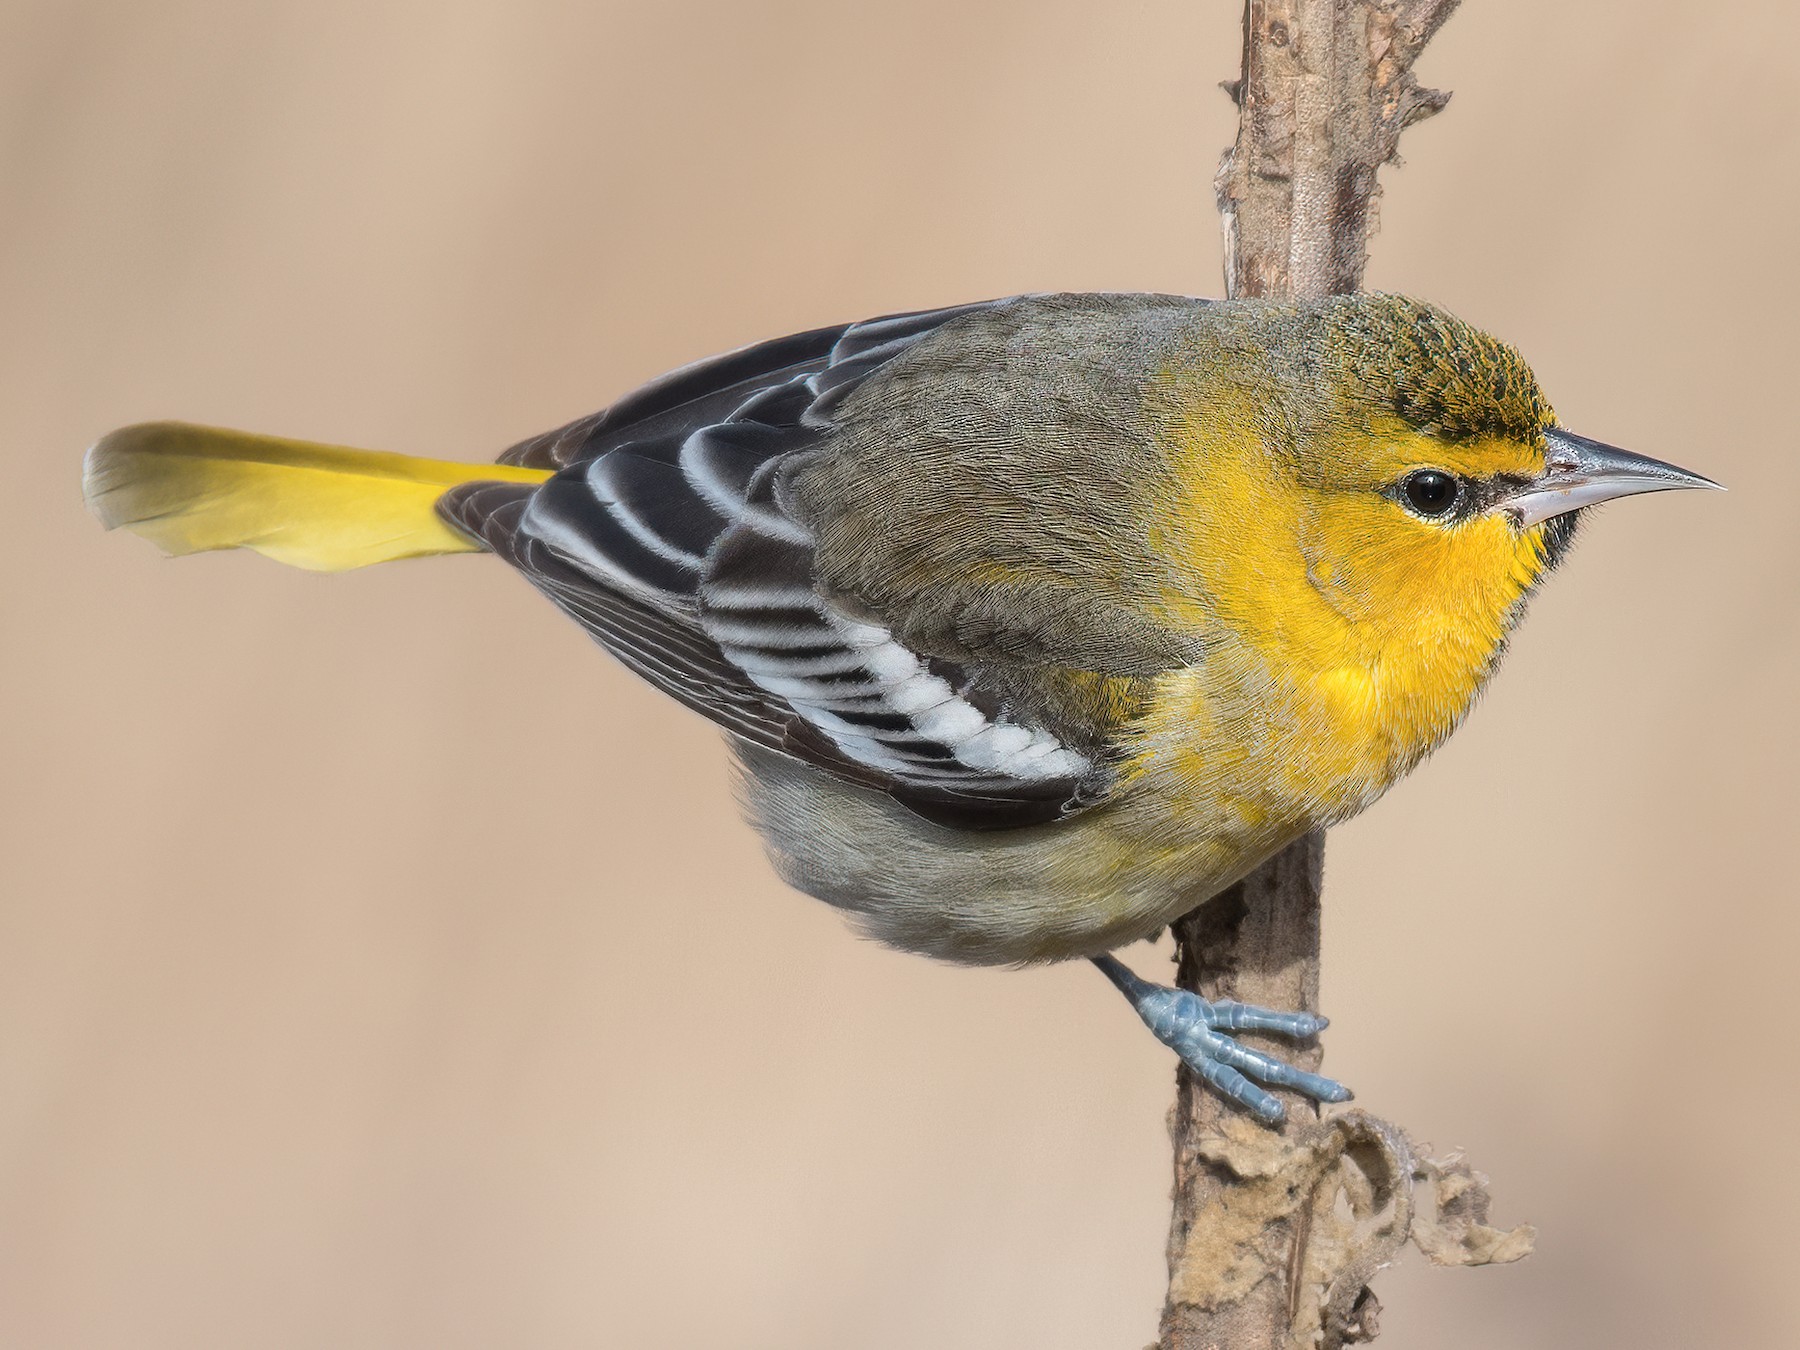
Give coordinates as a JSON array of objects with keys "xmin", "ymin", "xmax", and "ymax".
[{"xmin": 1411, "ymin": 1152, "xmax": 1537, "ymax": 1267}]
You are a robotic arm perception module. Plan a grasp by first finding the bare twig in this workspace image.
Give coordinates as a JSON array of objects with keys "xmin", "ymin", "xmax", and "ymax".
[
  {"xmin": 1157, "ymin": 5, "xmax": 1532, "ymax": 1348},
  {"xmin": 1215, "ymin": 0, "xmax": 1458, "ymax": 300}
]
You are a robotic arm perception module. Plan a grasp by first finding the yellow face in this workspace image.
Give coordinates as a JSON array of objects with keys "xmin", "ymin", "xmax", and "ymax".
[
  {"xmin": 1129, "ymin": 293, "xmax": 1713, "ymax": 832},
  {"xmin": 1148, "ymin": 398, "xmax": 1564, "ymax": 809},
  {"xmin": 1284, "ymin": 413, "xmax": 1556, "ymax": 657},
  {"xmin": 1158, "ymin": 408, "xmax": 1554, "ymax": 641}
]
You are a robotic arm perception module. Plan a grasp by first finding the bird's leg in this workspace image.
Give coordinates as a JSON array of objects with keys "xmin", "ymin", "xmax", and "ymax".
[{"xmin": 1091, "ymin": 953, "xmax": 1351, "ymax": 1125}]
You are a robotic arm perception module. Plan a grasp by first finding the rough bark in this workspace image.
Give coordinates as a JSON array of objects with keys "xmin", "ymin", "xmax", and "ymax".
[
  {"xmin": 1157, "ymin": 5, "xmax": 1532, "ymax": 1348},
  {"xmin": 1215, "ymin": 0, "xmax": 1460, "ymax": 302}
]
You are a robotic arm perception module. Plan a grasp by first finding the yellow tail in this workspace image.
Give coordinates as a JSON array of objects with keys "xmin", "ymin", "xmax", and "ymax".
[{"xmin": 82, "ymin": 421, "xmax": 552, "ymax": 572}]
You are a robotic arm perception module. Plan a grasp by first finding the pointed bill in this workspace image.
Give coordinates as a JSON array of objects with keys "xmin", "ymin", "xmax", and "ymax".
[{"xmin": 1505, "ymin": 428, "xmax": 1723, "ymax": 526}]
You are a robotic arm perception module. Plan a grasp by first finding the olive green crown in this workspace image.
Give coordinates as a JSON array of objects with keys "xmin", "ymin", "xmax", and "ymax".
[{"xmin": 1320, "ymin": 294, "xmax": 1553, "ymax": 444}]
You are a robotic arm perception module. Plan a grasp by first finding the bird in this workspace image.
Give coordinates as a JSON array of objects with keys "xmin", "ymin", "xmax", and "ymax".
[{"xmin": 82, "ymin": 291, "xmax": 1719, "ymax": 1123}]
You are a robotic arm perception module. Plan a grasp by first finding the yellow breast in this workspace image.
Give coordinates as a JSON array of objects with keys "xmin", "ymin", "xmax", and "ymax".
[{"xmin": 1120, "ymin": 386, "xmax": 1551, "ymax": 840}]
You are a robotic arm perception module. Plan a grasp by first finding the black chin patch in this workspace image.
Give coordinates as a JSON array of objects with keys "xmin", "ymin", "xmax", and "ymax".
[{"xmin": 1538, "ymin": 508, "xmax": 1582, "ymax": 570}]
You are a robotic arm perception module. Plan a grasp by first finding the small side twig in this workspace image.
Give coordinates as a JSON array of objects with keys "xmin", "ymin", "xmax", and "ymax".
[{"xmin": 1157, "ymin": 5, "xmax": 1532, "ymax": 1348}]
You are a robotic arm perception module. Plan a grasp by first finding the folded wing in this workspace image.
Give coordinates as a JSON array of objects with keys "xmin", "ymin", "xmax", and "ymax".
[{"xmin": 441, "ymin": 303, "xmax": 1103, "ymax": 829}]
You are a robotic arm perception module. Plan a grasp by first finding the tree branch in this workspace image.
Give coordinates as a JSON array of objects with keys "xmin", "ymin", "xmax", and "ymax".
[
  {"xmin": 1157, "ymin": 5, "xmax": 1531, "ymax": 1347},
  {"xmin": 1215, "ymin": 0, "xmax": 1456, "ymax": 301}
]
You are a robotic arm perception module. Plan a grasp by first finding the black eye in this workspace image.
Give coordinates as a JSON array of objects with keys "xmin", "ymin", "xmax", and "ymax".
[{"xmin": 1401, "ymin": 469, "xmax": 1461, "ymax": 518}]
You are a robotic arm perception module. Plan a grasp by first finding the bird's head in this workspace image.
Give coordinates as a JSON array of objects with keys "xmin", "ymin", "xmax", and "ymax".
[
  {"xmin": 1281, "ymin": 293, "xmax": 1716, "ymax": 604},
  {"xmin": 1152, "ymin": 293, "xmax": 1719, "ymax": 761}
]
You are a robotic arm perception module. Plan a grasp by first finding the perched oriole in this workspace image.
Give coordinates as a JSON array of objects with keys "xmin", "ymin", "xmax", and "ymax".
[{"xmin": 83, "ymin": 292, "xmax": 1718, "ymax": 1122}]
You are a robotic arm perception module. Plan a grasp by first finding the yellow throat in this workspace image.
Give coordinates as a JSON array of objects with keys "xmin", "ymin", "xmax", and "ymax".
[{"xmin": 1132, "ymin": 298, "xmax": 1564, "ymax": 829}]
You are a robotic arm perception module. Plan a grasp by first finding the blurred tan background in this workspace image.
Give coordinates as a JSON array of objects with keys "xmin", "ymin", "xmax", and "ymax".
[{"xmin": 3, "ymin": 2, "xmax": 1796, "ymax": 1346}]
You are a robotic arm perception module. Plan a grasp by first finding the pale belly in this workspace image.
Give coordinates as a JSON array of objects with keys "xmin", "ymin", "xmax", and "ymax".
[{"xmin": 729, "ymin": 739, "xmax": 1305, "ymax": 966}]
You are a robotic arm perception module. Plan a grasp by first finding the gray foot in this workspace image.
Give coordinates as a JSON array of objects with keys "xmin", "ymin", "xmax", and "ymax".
[{"xmin": 1092, "ymin": 954, "xmax": 1351, "ymax": 1125}]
